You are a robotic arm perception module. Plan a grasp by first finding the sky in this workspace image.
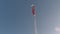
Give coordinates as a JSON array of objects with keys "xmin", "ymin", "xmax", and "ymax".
[{"xmin": 0, "ymin": 0, "xmax": 60, "ymax": 34}]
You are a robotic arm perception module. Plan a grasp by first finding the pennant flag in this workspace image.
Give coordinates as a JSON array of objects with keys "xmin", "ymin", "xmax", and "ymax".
[{"xmin": 32, "ymin": 4, "xmax": 36, "ymax": 16}]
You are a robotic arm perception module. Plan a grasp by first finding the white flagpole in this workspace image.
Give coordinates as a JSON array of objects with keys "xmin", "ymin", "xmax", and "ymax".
[
  {"xmin": 32, "ymin": 0, "xmax": 38, "ymax": 33},
  {"xmin": 34, "ymin": 14, "xmax": 38, "ymax": 34}
]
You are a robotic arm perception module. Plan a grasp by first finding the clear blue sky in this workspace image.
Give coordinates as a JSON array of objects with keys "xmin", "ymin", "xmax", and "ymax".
[{"xmin": 0, "ymin": 0, "xmax": 60, "ymax": 34}]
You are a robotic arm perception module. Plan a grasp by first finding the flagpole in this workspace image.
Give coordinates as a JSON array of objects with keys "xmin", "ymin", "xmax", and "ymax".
[
  {"xmin": 34, "ymin": 13, "xmax": 38, "ymax": 34},
  {"xmin": 31, "ymin": 0, "xmax": 38, "ymax": 33}
]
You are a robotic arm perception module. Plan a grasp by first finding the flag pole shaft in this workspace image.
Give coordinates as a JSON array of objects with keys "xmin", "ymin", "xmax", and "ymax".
[{"xmin": 34, "ymin": 15, "xmax": 38, "ymax": 34}]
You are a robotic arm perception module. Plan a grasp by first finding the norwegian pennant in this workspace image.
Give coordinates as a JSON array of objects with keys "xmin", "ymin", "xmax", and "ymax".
[{"xmin": 32, "ymin": 4, "xmax": 36, "ymax": 16}]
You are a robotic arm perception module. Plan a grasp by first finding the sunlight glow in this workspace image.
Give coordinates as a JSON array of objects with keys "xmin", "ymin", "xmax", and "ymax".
[{"xmin": 55, "ymin": 27, "xmax": 60, "ymax": 32}]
